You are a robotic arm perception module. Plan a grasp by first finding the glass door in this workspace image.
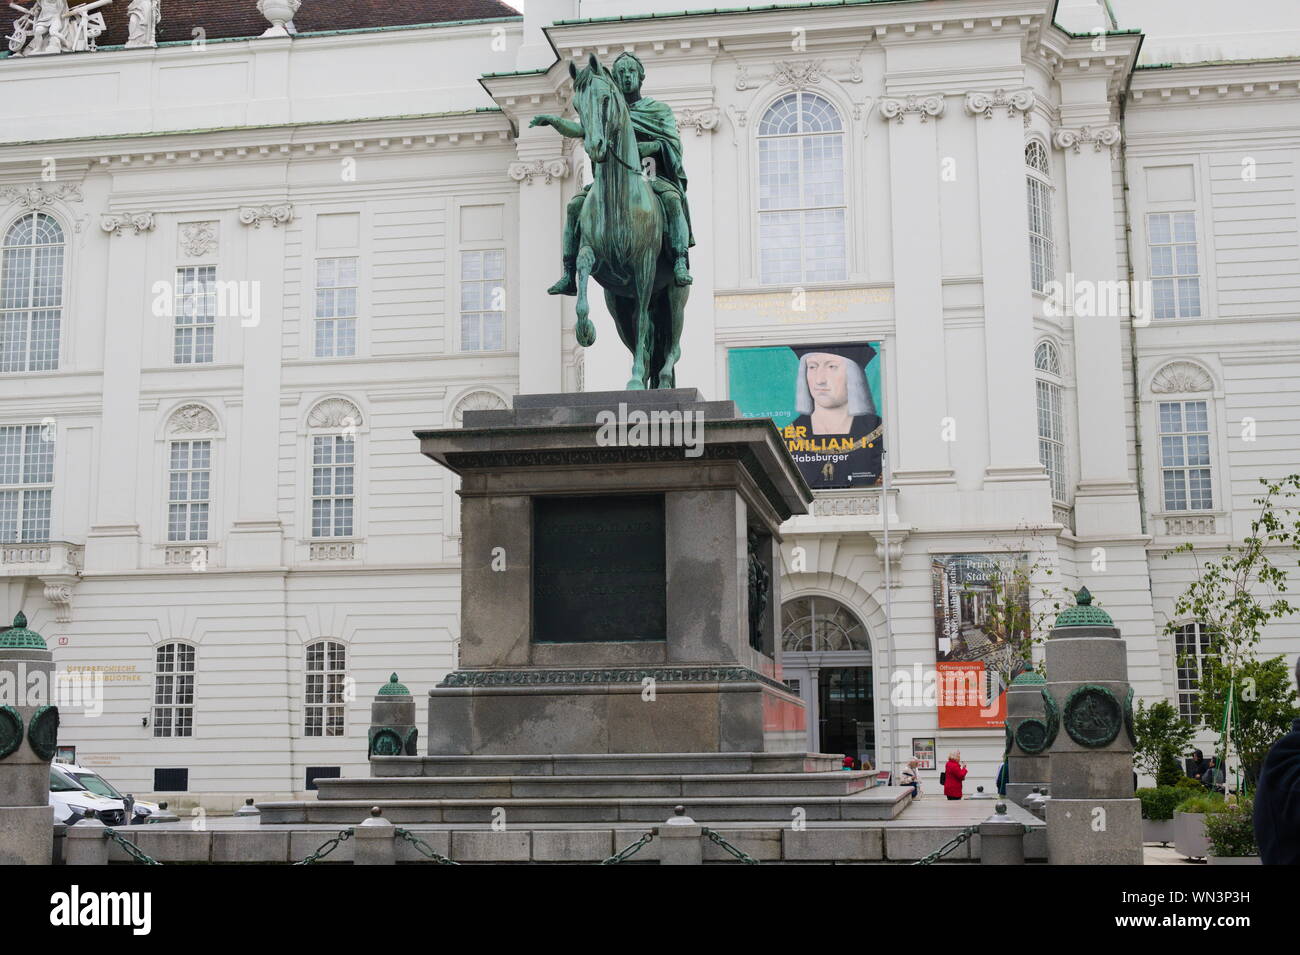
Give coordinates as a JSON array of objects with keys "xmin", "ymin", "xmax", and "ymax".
[{"xmin": 817, "ymin": 666, "xmax": 875, "ymax": 768}]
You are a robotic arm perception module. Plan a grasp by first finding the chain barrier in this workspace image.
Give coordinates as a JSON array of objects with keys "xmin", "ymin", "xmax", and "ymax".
[
  {"xmin": 600, "ymin": 829, "xmax": 656, "ymax": 864},
  {"xmin": 911, "ymin": 824, "xmax": 981, "ymax": 865},
  {"xmin": 700, "ymin": 827, "xmax": 759, "ymax": 864},
  {"xmin": 394, "ymin": 828, "xmax": 461, "ymax": 865},
  {"xmin": 103, "ymin": 828, "xmax": 162, "ymax": 865},
  {"xmin": 293, "ymin": 828, "xmax": 354, "ymax": 865}
]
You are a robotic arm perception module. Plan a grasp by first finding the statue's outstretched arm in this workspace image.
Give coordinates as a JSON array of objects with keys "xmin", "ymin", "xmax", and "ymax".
[{"xmin": 529, "ymin": 115, "xmax": 584, "ymax": 139}]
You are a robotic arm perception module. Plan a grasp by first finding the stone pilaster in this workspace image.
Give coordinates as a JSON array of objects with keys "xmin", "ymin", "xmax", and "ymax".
[
  {"xmin": 511, "ymin": 151, "xmax": 571, "ymax": 394},
  {"xmin": 879, "ymin": 94, "xmax": 953, "ymax": 483}
]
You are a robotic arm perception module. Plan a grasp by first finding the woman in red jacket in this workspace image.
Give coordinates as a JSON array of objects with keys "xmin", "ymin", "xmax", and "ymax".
[{"xmin": 942, "ymin": 751, "xmax": 968, "ymax": 800}]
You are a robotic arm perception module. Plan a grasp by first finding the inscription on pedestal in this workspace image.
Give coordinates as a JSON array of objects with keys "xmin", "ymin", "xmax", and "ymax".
[{"xmin": 532, "ymin": 495, "xmax": 666, "ymax": 643}]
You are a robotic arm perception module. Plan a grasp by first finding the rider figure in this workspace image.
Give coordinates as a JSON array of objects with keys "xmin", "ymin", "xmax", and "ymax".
[{"xmin": 530, "ymin": 51, "xmax": 694, "ymax": 294}]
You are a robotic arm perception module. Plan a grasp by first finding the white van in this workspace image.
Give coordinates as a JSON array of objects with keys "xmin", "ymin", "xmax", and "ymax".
[{"xmin": 49, "ymin": 763, "xmax": 179, "ymax": 824}]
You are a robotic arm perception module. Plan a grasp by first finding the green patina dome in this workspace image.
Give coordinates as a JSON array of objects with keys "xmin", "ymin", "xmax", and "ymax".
[
  {"xmin": 1011, "ymin": 671, "xmax": 1047, "ymax": 685},
  {"xmin": 377, "ymin": 672, "xmax": 410, "ymax": 696},
  {"xmin": 0, "ymin": 611, "xmax": 46, "ymax": 650},
  {"xmin": 1053, "ymin": 587, "xmax": 1114, "ymax": 629}
]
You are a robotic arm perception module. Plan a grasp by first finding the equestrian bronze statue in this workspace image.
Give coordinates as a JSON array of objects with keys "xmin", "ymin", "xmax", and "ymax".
[{"xmin": 529, "ymin": 52, "xmax": 692, "ymax": 390}]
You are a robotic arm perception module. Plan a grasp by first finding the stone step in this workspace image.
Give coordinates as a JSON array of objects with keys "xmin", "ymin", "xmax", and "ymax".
[
  {"xmin": 257, "ymin": 786, "xmax": 914, "ymax": 825},
  {"xmin": 314, "ymin": 770, "xmax": 873, "ymax": 802},
  {"xmin": 370, "ymin": 752, "xmax": 847, "ymax": 777}
]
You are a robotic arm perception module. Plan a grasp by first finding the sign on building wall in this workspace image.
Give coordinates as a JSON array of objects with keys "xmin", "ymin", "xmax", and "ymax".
[
  {"xmin": 931, "ymin": 553, "xmax": 1031, "ymax": 729},
  {"xmin": 727, "ymin": 342, "xmax": 884, "ymax": 490}
]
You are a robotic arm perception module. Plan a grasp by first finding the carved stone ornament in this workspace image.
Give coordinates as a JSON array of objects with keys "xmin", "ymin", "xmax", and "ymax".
[
  {"xmin": 451, "ymin": 390, "xmax": 507, "ymax": 426},
  {"xmin": 100, "ymin": 212, "xmax": 156, "ymax": 236},
  {"xmin": 964, "ymin": 88, "xmax": 1034, "ymax": 123},
  {"xmin": 8, "ymin": 0, "xmax": 111, "ymax": 56},
  {"xmin": 1063, "ymin": 683, "xmax": 1123, "ymax": 748},
  {"xmin": 308, "ymin": 398, "xmax": 363, "ymax": 429},
  {"xmin": 676, "ymin": 107, "xmax": 720, "ymax": 136},
  {"xmin": 257, "ymin": 0, "xmax": 300, "ymax": 37},
  {"xmin": 1150, "ymin": 361, "xmax": 1213, "ymax": 394},
  {"xmin": 0, "ymin": 183, "xmax": 83, "ymax": 212},
  {"xmin": 1052, "ymin": 124, "xmax": 1122, "ymax": 153},
  {"xmin": 879, "ymin": 94, "xmax": 946, "ymax": 123},
  {"xmin": 238, "ymin": 203, "xmax": 294, "ymax": 228},
  {"xmin": 774, "ymin": 59, "xmax": 825, "ymax": 89},
  {"xmin": 179, "ymin": 221, "xmax": 218, "ymax": 258},
  {"xmin": 168, "ymin": 403, "xmax": 218, "ymax": 434},
  {"xmin": 439, "ymin": 665, "xmax": 791, "ymax": 694},
  {"xmin": 42, "ymin": 581, "xmax": 73, "ymax": 623},
  {"xmin": 508, "ymin": 158, "xmax": 570, "ymax": 185}
]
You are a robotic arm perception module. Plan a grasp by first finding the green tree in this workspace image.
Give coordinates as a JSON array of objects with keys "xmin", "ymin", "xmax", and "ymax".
[
  {"xmin": 1197, "ymin": 655, "xmax": 1299, "ymax": 784},
  {"xmin": 1132, "ymin": 699, "xmax": 1195, "ymax": 785},
  {"xmin": 1165, "ymin": 474, "xmax": 1300, "ymax": 793}
]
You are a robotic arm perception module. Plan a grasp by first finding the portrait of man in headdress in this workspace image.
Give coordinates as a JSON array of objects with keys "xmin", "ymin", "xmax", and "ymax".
[{"xmin": 789, "ymin": 343, "xmax": 883, "ymax": 486}]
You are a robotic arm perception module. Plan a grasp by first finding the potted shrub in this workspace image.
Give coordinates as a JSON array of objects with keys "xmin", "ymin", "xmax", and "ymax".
[
  {"xmin": 1138, "ymin": 786, "xmax": 1184, "ymax": 845},
  {"xmin": 1173, "ymin": 793, "xmax": 1226, "ymax": 860},
  {"xmin": 1205, "ymin": 801, "xmax": 1260, "ymax": 865}
]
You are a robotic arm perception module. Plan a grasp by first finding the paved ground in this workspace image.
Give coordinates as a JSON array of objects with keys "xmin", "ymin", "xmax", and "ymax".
[{"xmin": 1143, "ymin": 843, "xmax": 1203, "ymax": 865}]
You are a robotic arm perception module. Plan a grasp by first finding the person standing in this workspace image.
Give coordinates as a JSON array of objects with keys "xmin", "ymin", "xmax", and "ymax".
[
  {"xmin": 1254, "ymin": 658, "xmax": 1300, "ymax": 864},
  {"xmin": 943, "ymin": 751, "xmax": 968, "ymax": 801}
]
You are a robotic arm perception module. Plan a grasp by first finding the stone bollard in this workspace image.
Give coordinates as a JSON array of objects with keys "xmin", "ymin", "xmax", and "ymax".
[
  {"xmin": 1005, "ymin": 671, "xmax": 1052, "ymax": 808},
  {"xmin": 235, "ymin": 798, "xmax": 261, "ymax": 818},
  {"xmin": 979, "ymin": 801, "xmax": 1026, "ymax": 865},
  {"xmin": 1044, "ymin": 588, "xmax": 1143, "ymax": 865},
  {"xmin": 1023, "ymin": 787, "xmax": 1048, "ymax": 820},
  {"xmin": 52, "ymin": 821, "xmax": 66, "ymax": 865},
  {"xmin": 65, "ymin": 818, "xmax": 110, "ymax": 866},
  {"xmin": 0, "ymin": 611, "xmax": 57, "ymax": 864},
  {"xmin": 352, "ymin": 807, "xmax": 397, "ymax": 865},
  {"xmin": 657, "ymin": 806, "xmax": 703, "ymax": 865},
  {"xmin": 368, "ymin": 674, "xmax": 419, "ymax": 757}
]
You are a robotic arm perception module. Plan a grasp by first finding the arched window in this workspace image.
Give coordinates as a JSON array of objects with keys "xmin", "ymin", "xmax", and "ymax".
[
  {"xmin": 153, "ymin": 642, "xmax": 196, "ymax": 738},
  {"xmin": 781, "ymin": 595, "xmax": 870, "ymax": 653},
  {"xmin": 1035, "ymin": 341, "xmax": 1067, "ymax": 503},
  {"xmin": 1025, "ymin": 141, "xmax": 1055, "ymax": 293},
  {"xmin": 307, "ymin": 399, "xmax": 361, "ymax": 539},
  {"xmin": 305, "ymin": 640, "xmax": 346, "ymax": 736},
  {"xmin": 757, "ymin": 92, "xmax": 847, "ymax": 285},
  {"xmin": 0, "ymin": 213, "xmax": 64, "ymax": 372}
]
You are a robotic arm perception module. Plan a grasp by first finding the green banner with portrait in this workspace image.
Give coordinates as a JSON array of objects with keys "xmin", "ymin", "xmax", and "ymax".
[{"xmin": 727, "ymin": 342, "xmax": 884, "ymax": 489}]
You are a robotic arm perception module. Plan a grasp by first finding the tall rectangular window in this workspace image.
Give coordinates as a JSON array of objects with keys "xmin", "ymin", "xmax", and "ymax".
[
  {"xmin": 174, "ymin": 265, "xmax": 216, "ymax": 364},
  {"xmin": 311, "ymin": 435, "xmax": 354, "ymax": 538},
  {"xmin": 0, "ymin": 423, "xmax": 53, "ymax": 543},
  {"xmin": 1148, "ymin": 212, "xmax": 1201, "ymax": 319},
  {"xmin": 460, "ymin": 250, "xmax": 505, "ymax": 352},
  {"xmin": 1027, "ymin": 177, "xmax": 1055, "ymax": 292},
  {"xmin": 1173, "ymin": 622, "xmax": 1213, "ymax": 725},
  {"xmin": 1159, "ymin": 400, "xmax": 1212, "ymax": 511},
  {"xmin": 153, "ymin": 642, "xmax": 195, "ymax": 738},
  {"xmin": 1036, "ymin": 379, "xmax": 1067, "ymax": 502},
  {"xmin": 305, "ymin": 641, "xmax": 346, "ymax": 737},
  {"xmin": 0, "ymin": 213, "xmax": 64, "ymax": 373},
  {"xmin": 314, "ymin": 257, "xmax": 358, "ymax": 358},
  {"xmin": 167, "ymin": 440, "xmax": 211, "ymax": 542}
]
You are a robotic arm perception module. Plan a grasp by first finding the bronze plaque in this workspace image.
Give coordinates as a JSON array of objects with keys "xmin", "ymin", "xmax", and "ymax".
[{"xmin": 532, "ymin": 495, "xmax": 666, "ymax": 643}]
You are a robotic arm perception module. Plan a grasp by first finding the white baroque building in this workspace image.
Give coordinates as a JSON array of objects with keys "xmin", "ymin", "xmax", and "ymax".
[{"xmin": 0, "ymin": 0, "xmax": 1297, "ymax": 808}]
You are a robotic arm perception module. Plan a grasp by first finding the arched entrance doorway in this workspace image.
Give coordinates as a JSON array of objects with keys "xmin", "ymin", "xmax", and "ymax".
[{"xmin": 780, "ymin": 596, "xmax": 875, "ymax": 766}]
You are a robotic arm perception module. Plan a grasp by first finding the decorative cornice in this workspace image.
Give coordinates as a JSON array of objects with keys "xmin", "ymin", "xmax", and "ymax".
[
  {"xmin": 100, "ymin": 212, "xmax": 156, "ymax": 236},
  {"xmin": 508, "ymin": 158, "xmax": 570, "ymax": 185},
  {"xmin": 964, "ymin": 88, "xmax": 1034, "ymax": 123},
  {"xmin": 1052, "ymin": 123, "xmax": 1121, "ymax": 153},
  {"xmin": 238, "ymin": 203, "xmax": 294, "ymax": 228},
  {"xmin": 735, "ymin": 57, "xmax": 864, "ymax": 93},
  {"xmin": 879, "ymin": 94, "xmax": 946, "ymax": 123},
  {"xmin": 179, "ymin": 221, "xmax": 218, "ymax": 258},
  {"xmin": 0, "ymin": 183, "xmax": 83, "ymax": 212},
  {"xmin": 438, "ymin": 665, "xmax": 791, "ymax": 694},
  {"xmin": 676, "ymin": 106, "xmax": 720, "ymax": 136}
]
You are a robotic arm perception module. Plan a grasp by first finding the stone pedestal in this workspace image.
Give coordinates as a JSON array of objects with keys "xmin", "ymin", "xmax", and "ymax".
[
  {"xmin": 368, "ymin": 674, "xmax": 418, "ymax": 757},
  {"xmin": 415, "ymin": 390, "xmax": 811, "ymax": 755},
  {"xmin": 1005, "ymin": 671, "xmax": 1052, "ymax": 808},
  {"xmin": 1043, "ymin": 589, "xmax": 1143, "ymax": 865},
  {"xmin": 0, "ymin": 612, "xmax": 57, "ymax": 865}
]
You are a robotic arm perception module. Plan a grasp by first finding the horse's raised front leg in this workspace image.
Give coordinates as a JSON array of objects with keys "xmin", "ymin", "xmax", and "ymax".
[{"xmin": 574, "ymin": 245, "xmax": 596, "ymax": 347}]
